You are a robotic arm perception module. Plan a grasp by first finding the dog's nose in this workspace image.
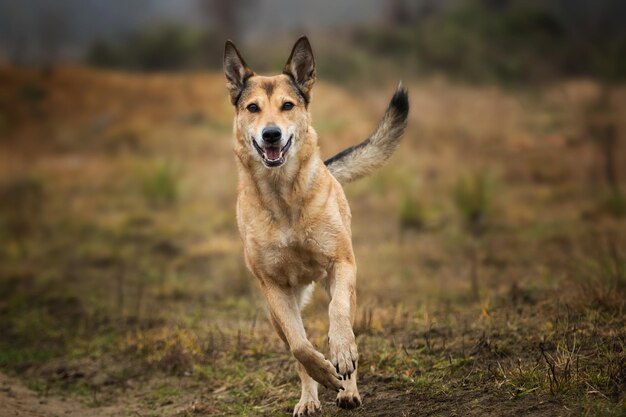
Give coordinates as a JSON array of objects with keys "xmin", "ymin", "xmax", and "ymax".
[{"xmin": 262, "ymin": 126, "xmax": 282, "ymax": 144}]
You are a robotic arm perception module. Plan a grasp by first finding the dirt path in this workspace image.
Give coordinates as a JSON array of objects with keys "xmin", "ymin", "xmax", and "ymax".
[
  {"xmin": 313, "ymin": 374, "xmax": 564, "ymax": 417},
  {"xmin": 0, "ymin": 372, "xmax": 120, "ymax": 417},
  {"xmin": 1, "ymin": 370, "xmax": 564, "ymax": 417}
]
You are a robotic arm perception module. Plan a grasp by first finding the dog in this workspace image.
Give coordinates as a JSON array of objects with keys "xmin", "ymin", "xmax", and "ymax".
[{"xmin": 223, "ymin": 36, "xmax": 408, "ymax": 416}]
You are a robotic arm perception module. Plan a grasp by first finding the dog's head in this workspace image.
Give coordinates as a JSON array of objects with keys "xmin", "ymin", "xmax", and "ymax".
[{"xmin": 224, "ymin": 37, "xmax": 316, "ymax": 168}]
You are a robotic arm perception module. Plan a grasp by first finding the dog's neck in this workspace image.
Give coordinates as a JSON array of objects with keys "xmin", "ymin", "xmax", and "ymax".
[{"xmin": 235, "ymin": 128, "xmax": 325, "ymax": 219}]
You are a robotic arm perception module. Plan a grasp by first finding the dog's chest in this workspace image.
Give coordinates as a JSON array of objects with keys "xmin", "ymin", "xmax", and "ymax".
[
  {"xmin": 236, "ymin": 168, "xmax": 350, "ymax": 287},
  {"xmin": 263, "ymin": 224, "xmax": 331, "ymax": 286}
]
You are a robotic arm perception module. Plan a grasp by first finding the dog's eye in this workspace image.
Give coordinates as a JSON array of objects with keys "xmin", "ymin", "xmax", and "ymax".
[
  {"xmin": 247, "ymin": 103, "xmax": 260, "ymax": 113},
  {"xmin": 281, "ymin": 102, "xmax": 294, "ymax": 111}
]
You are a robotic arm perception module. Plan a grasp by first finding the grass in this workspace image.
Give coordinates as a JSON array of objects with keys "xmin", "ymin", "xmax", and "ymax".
[
  {"xmin": 0, "ymin": 347, "xmax": 56, "ymax": 367},
  {"xmin": 0, "ymin": 66, "xmax": 625, "ymax": 416},
  {"xmin": 605, "ymin": 191, "xmax": 626, "ymax": 218},
  {"xmin": 452, "ymin": 171, "xmax": 497, "ymax": 236},
  {"xmin": 574, "ymin": 235, "xmax": 626, "ymax": 312},
  {"xmin": 0, "ymin": 174, "xmax": 45, "ymax": 248},
  {"xmin": 398, "ymin": 193, "xmax": 427, "ymax": 232},
  {"xmin": 136, "ymin": 159, "xmax": 181, "ymax": 207},
  {"xmin": 18, "ymin": 81, "xmax": 47, "ymax": 102}
]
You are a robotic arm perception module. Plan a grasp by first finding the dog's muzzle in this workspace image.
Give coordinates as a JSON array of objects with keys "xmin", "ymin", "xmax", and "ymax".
[{"xmin": 252, "ymin": 135, "xmax": 293, "ymax": 168}]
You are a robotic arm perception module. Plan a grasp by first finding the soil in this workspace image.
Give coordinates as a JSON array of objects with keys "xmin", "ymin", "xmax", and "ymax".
[{"xmin": 0, "ymin": 372, "xmax": 117, "ymax": 417}]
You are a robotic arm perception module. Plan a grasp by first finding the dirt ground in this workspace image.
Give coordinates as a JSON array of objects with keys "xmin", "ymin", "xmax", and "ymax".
[
  {"xmin": 0, "ymin": 66, "xmax": 625, "ymax": 416},
  {"xmin": 0, "ymin": 370, "xmax": 564, "ymax": 417},
  {"xmin": 0, "ymin": 372, "xmax": 117, "ymax": 417}
]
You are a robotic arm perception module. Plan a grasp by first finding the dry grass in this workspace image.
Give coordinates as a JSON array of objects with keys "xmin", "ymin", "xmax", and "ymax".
[{"xmin": 0, "ymin": 66, "xmax": 625, "ymax": 416}]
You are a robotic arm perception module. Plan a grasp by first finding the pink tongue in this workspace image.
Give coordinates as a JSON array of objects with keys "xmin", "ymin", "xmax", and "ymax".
[{"xmin": 265, "ymin": 147, "xmax": 280, "ymax": 160}]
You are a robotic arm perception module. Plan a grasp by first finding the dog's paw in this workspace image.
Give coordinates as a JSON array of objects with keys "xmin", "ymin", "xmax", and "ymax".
[
  {"xmin": 293, "ymin": 345, "xmax": 343, "ymax": 391},
  {"xmin": 306, "ymin": 358, "xmax": 343, "ymax": 392},
  {"xmin": 336, "ymin": 387, "xmax": 362, "ymax": 410},
  {"xmin": 293, "ymin": 398, "xmax": 321, "ymax": 416},
  {"xmin": 329, "ymin": 334, "xmax": 358, "ymax": 379}
]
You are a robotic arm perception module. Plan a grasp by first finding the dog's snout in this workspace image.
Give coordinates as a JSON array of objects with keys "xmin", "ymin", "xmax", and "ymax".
[{"xmin": 262, "ymin": 126, "xmax": 282, "ymax": 144}]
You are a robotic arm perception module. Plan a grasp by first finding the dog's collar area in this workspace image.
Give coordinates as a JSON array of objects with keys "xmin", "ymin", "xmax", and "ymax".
[{"xmin": 252, "ymin": 135, "xmax": 293, "ymax": 168}]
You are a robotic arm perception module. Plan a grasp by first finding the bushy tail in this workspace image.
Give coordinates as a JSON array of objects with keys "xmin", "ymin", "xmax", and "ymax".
[{"xmin": 324, "ymin": 84, "xmax": 409, "ymax": 185}]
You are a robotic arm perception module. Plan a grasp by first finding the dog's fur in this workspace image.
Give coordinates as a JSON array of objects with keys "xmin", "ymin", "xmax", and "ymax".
[{"xmin": 223, "ymin": 36, "xmax": 408, "ymax": 416}]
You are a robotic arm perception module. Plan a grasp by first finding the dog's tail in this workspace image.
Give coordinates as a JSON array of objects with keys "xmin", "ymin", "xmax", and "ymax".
[{"xmin": 324, "ymin": 84, "xmax": 409, "ymax": 185}]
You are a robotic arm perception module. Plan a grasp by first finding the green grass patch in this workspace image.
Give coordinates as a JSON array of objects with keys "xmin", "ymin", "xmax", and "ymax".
[
  {"xmin": 0, "ymin": 346, "xmax": 57, "ymax": 367},
  {"xmin": 136, "ymin": 159, "xmax": 181, "ymax": 207}
]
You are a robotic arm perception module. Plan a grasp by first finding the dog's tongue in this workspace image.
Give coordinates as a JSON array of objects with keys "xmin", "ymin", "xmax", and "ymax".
[{"xmin": 265, "ymin": 147, "xmax": 280, "ymax": 161}]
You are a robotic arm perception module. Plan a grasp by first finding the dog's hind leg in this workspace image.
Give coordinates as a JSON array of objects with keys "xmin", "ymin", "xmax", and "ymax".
[
  {"xmin": 327, "ymin": 261, "xmax": 361, "ymax": 409},
  {"xmin": 260, "ymin": 281, "xmax": 343, "ymax": 392}
]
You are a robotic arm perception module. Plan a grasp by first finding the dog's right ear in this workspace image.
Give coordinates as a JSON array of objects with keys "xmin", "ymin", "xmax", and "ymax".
[{"xmin": 223, "ymin": 40, "xmax": 254, "ymax": 106}]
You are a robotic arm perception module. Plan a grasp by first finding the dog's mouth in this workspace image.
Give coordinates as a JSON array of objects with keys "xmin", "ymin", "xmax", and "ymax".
[{"xmin": 252, "ymin": 136, "xmax": 293, "ymax": 168}]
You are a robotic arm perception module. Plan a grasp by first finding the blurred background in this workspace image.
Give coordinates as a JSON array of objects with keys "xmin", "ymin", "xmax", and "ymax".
[
  {"xmin": 1, "ymin": 1, "xmax": 625, "ymax": 416},
  {"xmin": 2, "ymin": 0, "xmax": 626, "ymax": 83}
]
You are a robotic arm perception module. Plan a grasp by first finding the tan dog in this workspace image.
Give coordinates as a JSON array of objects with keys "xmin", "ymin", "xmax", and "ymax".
[{"xmin": 223, "ymin": 36, "xmax": 408, "ymax": 416}]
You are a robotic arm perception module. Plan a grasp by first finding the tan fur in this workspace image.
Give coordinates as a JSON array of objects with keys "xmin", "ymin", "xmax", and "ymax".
[{"xmin": 223, "ymin": 36, "xmax": 408, "ymax": 416}]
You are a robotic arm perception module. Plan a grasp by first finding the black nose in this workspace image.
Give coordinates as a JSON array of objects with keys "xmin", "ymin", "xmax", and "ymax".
[{"xmin": 262, "ymin": 126, "xmax": 282, "ymax": 144}]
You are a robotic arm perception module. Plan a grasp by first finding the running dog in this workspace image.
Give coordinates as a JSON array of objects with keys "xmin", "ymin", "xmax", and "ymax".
[{"xmin": 223, "ymin": 36, "xmax": 408, "ymax": 416}]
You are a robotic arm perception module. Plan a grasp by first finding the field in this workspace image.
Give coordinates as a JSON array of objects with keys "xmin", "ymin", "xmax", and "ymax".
[{"xmin": 0, "ymin": 66, "xmax": 625, "ymax": 416}]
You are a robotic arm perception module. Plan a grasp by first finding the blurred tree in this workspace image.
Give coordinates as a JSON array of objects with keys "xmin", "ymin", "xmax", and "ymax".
[
  {"xmin": 197, "ymin": 0, "xmax": 258, "ymax": 40},
  {"xmin": 415, "ymin": 0, "xmax": 449, "ymax": 19},
  {"xmin": 85, "ymin": 23, "xmax": 224, "ymax": 71},
  {"xmin": 350, "ymin": 0, "xmax": 626, "ymax": 83},
  {"xmin": 85, "ymin": 39, "xmax": 121, "ymax": 68},
  {"xmin": 555, "ymin": 0, "xmax": 626, "ymax": 82},
  {"xmin": 38, "ymin": 6, "xmax": 69, "ymax": 71},
  {"xmin": 0, "ymin": 2, "xmax": 29, "ymax": 65},
  {"xmin": 386, "ymin": 0, "xmax": 413, "ymax": 27}
]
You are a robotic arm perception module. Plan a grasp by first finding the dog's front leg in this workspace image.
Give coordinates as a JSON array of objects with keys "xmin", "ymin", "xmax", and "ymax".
[
  {"xmin": 260, "ymin": 281, "xmax": 343, "ymax": 392},
  {"xmin": 268, "ymin": 313, "xmax": 320, "ymax": 416},
  {"xmin": 327, "ymin": 261, "xmax": 362, "ymax": 409}
]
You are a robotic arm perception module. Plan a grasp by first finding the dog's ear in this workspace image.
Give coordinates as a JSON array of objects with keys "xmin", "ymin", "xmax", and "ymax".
[
  {"xmin": 283, "ymin": 36, "xmax": 316, "ymax": 101},
  {"xmin": 223, "ymin": 40, "xmax": 254, "ymax": 106}
]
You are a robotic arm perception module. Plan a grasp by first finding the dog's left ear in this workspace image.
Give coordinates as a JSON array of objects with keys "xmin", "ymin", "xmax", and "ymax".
[
  {"xmin": 224, "ymin": 40, "xmax": 254, "ymax": 106},
  {"xmin": 283, "ymin": 36, "xmax": 316, "ymax": 101}
]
